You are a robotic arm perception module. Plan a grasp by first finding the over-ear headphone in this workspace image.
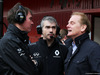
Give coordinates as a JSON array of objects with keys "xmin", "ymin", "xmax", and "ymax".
[
  {"xmin": 36, "ymin": 25, "xmax": 42, "ymax": 34},
  {"xmin": 36, "ymin": 25, "xmax": 60, "ymax": 35},
  {"xmin": 15, "ymin": 5, "xmax": 26, "ymax": 24}
]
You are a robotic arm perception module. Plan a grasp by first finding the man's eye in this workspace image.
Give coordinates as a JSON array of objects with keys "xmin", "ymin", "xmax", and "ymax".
[
  {"xmin": 52, "ymin": 27, "xmax": 56, "ymax": 29},
  {"xmin": 45, "ymin": 26, "xmax": 56, "ymax": 29},
  {"xmin": 46, "ymin": 26, "xmax": 50, "ymax": 28},
  {"xmin": 29, "ymin": 17, "xmax": 33, "ymax": 20},
  {"xmin": 71, "ymin": 22, "xmax": 75, "ymax": 25}
]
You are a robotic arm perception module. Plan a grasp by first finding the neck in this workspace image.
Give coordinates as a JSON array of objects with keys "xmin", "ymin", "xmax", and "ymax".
[
  {"xmin": 46, "ymin": 38, "xmax": 54, "ymax": 47},
  {"xmin": 15, "ymin": 23, "xmax": 24, "ymax": 31}
]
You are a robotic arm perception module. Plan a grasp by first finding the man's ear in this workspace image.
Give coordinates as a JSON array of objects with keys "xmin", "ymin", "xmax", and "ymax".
[{"xmin": 81, "ymin": 24, "xmax": 87, "ymax": 32}]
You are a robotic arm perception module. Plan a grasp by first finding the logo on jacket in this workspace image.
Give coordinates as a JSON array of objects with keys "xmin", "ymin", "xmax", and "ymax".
[
  {"xmin": 17, "ymin": 48, "xmax": 25, "ymax": 56},
  {"xmin": 33, "ymin": 52, "xmax": 41, "ymax": 58},
  {"xmin": 53, "ymin": 50, "xmax": 60, "ymax": 58},
  {"xmin": 55, "ymin": 50, "xmax": 60, "ymax": 56},
  {"xmin": 33, "ymin": 52, "xmax": 39, "ymax": 56}
]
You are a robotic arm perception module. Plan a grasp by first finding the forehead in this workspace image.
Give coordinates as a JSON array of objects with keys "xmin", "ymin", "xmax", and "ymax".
[
  {"xmin": 43, "ymin": 20, "xmax": 56, "ymax": 26},
  {"xmin": 69, "ymin": 15, "xmax": 81, "ymax": 22},
  {"xmin": 27, "ymin": 11, "xmax": 32, "ymax": 17}
]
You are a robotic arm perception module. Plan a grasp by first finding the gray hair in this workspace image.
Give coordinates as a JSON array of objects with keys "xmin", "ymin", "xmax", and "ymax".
[{"xmin": 40, "ymin": 16, "xmax": 58, "ymax": 27}]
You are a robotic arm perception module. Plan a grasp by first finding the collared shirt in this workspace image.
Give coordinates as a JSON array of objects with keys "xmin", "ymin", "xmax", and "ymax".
[{"xmin": 72, "ymin": 42, "xmax": 77, "ymax": 54}]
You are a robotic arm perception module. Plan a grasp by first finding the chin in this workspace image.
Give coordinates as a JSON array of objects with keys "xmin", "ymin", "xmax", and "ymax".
[{"xmin": 27, "ymin": 29, "xmax": 31, "ymax": 32}]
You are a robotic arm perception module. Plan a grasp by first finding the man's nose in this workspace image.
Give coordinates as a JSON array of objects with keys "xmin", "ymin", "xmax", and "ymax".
[
  {"xmin": 66, "ymin": 23, "xmax": 70, "ymax": 28},
  {"xmin": 49, "ymin": 28, "xmax": 53, "ymax": 32},
  {"xmin": 31, "ymin": 21, "xmax": 34, "ymax": 25}
]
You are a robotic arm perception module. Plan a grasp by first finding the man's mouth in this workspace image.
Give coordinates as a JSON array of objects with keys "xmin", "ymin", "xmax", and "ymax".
[
  {"xmin": 49, "ymin": 34, "xmax": 54, "ymax": 36},
  {"xmin": 68, "ymin": 30, "xmax": 72, "ymax": 32}
]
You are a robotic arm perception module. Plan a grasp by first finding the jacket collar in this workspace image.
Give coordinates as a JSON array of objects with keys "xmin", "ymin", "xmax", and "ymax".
[
  {"xmin": 7, "ymin": 24, "xmax": 29, "ymax": 44},
  {"xmin": 39, "ymin": 38, "xmax": 58, "ymax": 48},
  {"xmin": 74, "ymin": 32, "xmax": 89, "ymax": 46}
]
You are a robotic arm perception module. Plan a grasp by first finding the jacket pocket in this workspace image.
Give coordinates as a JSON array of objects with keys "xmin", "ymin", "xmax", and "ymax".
[
  {"xmin": 72, "ymin": 57, "xmax": 90, "ymax": 74},
  {"xmin": 73, "ymin": 57, "xmax": 88, "ymax": 64}
]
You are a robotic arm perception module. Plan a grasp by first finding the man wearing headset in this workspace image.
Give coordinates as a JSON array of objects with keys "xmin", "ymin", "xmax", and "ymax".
[
  {"xmin": 29, "ymin": 16, "xmax": 68, "ymax": 75},
  {"xmin": 0, "ymin": 3, "xmax": 38, "ymax": 75}
]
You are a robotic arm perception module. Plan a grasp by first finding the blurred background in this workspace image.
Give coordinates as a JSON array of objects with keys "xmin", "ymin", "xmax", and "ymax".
[{"xmin": 0, "ymin": 0, "xmax": 100, "ymax": 44}]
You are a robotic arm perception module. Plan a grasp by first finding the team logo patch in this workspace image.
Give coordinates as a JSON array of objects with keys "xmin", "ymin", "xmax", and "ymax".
[
  {"xmin": 33, "ymin": 52, "xmax": 41, "ymax": 58},
  {"xmin": 17, "ymin": 48, "xmax": 25, "ymax": 56},
  {"xmin": 55, "ymin": 50, "xmax": 60, "ymax": 56},
  {"xmin": 53, "ymin": 50, "xmax": 60, "ymax": 58},
  {"xmin": 33, "ymin": 52, "xmax": 39, "ymax": 57}
]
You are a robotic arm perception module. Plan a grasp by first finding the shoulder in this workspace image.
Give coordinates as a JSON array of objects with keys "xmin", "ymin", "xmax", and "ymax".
[
  {"xmin": 82, "ymin": 39, "xmax": 100, "ymax": 53},
  {"xmin": 59, "ymin": 43, "xmax": 68, "ymax": 54},
  {"xmin": 28, "ymin": 42, "xmax": 39, "ymax": 47},
  {"xmin": 83, "ymin": 39, "xmax": 100, "ymax": 48},
  {"xmin": 28, "ymin": 42, "xmax": 38, "ymax": 52},
  {"xmin": 0, "ymin": 34, "xmax": 19, "ymax": 45},
  {"xmin": 29, "ymin": 42, "xmax": 37, "ymax": 46},
  {"xmin": 90, "ymin": 41, "xmax": 100, "ymax": 50},
  {"xmin": 59, "ymin": 43, "xmax": 68, "ymax": 49}
]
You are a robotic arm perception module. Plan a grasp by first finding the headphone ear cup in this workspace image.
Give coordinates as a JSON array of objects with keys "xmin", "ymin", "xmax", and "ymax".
[
  {"xmin": 36, "ymin": 25, "xmax": 42, "ymax": 34},
  {"xmin": 15, "ymin": 5, "xmax": 26, "ymax": 24},
  {"xmin": 56, "ymin": 26, "xmax": 60, "ymax": 35}
]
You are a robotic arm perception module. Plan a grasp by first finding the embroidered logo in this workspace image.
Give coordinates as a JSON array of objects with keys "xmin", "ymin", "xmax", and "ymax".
[
  {"xmin": 55, "ymin": 50, "xmax": 60, "ymax": 56},
  {"xmin": 53, "ymin": 50, "xmax": 60, "ymax": 58},
  {"xmin": 17, "ymin": 48, "xmax": 25, "ymax": 56},
  {"xmin": 33, "ymin": 52, "xmax": 39, "ymax": 57},
  {"xmin": 33, "ymin": 52, "xmax": 41, "ymax": 58}
]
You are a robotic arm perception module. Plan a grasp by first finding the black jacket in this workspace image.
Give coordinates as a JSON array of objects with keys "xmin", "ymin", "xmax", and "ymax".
[
  {"xmin": 0, "ymin": 24, "xmax": 38, "ymax": 75},
  {"xmin": 29, "ymin": 38, "xmax": 68, "ymax": 75},
  {"xmin": 64, "ymin": 38, "xmax": 73, "ymax": 48},
  {"xmin": 64, "ymin": 33, "xmax": 100, "ymax": 75}
]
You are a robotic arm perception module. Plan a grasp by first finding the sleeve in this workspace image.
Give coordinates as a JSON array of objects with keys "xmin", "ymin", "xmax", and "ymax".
[
  {"xmin": 28, "ymin": 42, "xmax": 37, "ymax": 55},
  {"xmin": 89, "ymin": 45, "xmax": 100, "ymax": 73},
  {"xmin": 28, "ymin": 42, "xmax": 42, "ymax": 74},
  {"xmin": 0, "ymin": 40, "xmax": 38, "ymax": 75},
  {"xmin": 0, "ymin": 56, "xmax": 18, "ymax": 75}
]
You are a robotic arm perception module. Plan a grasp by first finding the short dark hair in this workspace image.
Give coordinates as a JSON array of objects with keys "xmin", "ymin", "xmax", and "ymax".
[{"xmin": 7, "ymin": 3, "xmax": 32, "ymax": 24}]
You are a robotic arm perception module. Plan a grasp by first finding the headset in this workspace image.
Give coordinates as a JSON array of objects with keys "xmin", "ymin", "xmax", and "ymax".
[
  {"xmin": 15, "ymin": 5, "xmax": 26, "ymax": 24},
  {"xmin": 36, "ymin": 24, "xmax": 60, "ymax": 35}
]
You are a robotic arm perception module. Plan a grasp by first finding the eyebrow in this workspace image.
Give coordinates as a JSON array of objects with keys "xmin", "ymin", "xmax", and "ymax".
[{"xmin": 45, "ymin": 26, "xmax": 56, "ymax": 28}]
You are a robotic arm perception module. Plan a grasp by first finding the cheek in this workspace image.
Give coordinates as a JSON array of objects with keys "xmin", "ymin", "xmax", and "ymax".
[
  {"xmin": 42, "ymin": 29, "xmax": 47, "ymax": 35},
  {"xmin": 73, "ymin": 27, "xmax": 81, "ymax": 34},
  {"xmin": 25, "ymin": 18, "xmax": 32, "ymax": 25},
  {"xmin": 73, "ymin": 25, "xmax": 81, "ymax": 31},
  {"xmin": 53, "ymin": 29, "xmax": 57, "ymax": 34},
  {"xmin": 25, "ymin": 24, "xmax": 30, "ymax": 28},
  {"xmin": 23, "ymin": 21, "xmax": 30, "ymax": 26}
]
